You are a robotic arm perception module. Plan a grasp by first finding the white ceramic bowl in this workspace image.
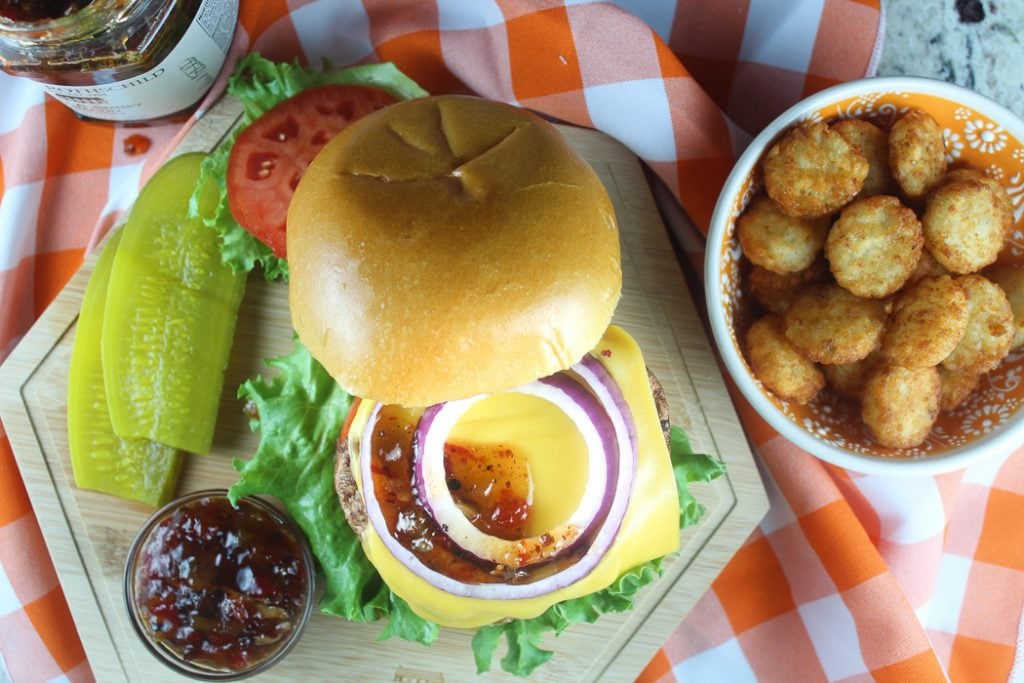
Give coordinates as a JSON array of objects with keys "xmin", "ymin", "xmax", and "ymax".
[{"xmin": 706, "ymin": 76, "xmax": 1024, "ymax": 475}]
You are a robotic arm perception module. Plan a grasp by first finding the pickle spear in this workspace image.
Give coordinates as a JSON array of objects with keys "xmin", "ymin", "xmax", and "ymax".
[
  {"xmin": 102, "ymin": 152, "xmax": 246, "ymax": 454},
  {"xmin": 68, "ymin": 231, "xmax": 182, "ymax": 506}
]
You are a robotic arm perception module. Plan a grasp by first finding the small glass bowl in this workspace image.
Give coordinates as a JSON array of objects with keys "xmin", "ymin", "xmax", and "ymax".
[{"xmin": 123, "ymin": 489, "xmax": 315, "ymax": 680}]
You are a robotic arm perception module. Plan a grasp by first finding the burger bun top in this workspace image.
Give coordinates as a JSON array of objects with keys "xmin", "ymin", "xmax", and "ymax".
[{"xmin": 287, "ymin": 95, "xmax": 621, "ymax": 407}]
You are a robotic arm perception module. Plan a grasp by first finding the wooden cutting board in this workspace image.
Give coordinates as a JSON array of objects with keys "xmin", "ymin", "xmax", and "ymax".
[{"xmin": 0, "ymin": 95, "xmax": 768, "ymax": 682}]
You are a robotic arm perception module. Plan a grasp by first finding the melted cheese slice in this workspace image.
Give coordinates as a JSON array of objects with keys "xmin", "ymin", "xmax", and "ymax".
[{"xmin": 346, "ymin": 325, "xmax": 679, "ymax": 628}]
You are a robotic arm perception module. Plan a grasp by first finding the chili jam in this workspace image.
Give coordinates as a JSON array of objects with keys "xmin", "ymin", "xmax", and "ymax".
[
  {"xmin": 443, "ymin": 442, "xmax": 531, "ymax": 541},
  {"xmin": 127, "ymin": 493, "xmax": 312, "ymax": 675},
  {"xmin": 364, "ymin": 405, "xmax": 594, "ymax": 583},
  {"xmin": 0, "ymin": 0, "xmax": 91, "ymax": 21}
]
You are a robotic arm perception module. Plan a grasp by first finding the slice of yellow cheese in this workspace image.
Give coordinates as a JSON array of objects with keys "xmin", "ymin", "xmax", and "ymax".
[{"xmin": 346, "ymin": 325, "xmax": 679, "ymax": 628}]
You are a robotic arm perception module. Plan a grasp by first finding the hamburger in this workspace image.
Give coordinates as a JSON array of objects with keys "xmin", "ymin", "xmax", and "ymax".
[{"xmin": 284, "ymin": 94, "xmax": 682, "ymax": 630}]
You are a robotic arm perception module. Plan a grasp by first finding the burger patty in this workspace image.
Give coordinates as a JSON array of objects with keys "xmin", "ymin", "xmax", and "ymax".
[
  {"xmin": 647, "ymin": 367, "xmax": 672, "ymax": 448},
  {"xmin": 335, "ymin": 435, "xmax": 368, "ymax": 537},
  {"xmin": 334, "ymin": 368, "xmax": 673, "ymax": 540}
]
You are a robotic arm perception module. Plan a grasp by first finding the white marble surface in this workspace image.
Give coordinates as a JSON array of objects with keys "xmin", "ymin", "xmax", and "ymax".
[{"xmin": 878, "ymin": 0, "xmax": 1024, "ymax": 117}]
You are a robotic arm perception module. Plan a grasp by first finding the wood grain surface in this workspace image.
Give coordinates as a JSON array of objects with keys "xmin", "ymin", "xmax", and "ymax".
[{"xmin": 0, "ymin": 95, "xmax": 768, "ymax": 682}]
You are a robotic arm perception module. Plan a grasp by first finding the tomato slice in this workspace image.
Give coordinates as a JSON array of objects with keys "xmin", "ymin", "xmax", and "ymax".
[
  {"xmin": 340, "ymin": 397, "xmax": 362, "ymax": 443},
  {"xmin": 226, "ymin": 85, "xmax": 397, "ymax": 258}
]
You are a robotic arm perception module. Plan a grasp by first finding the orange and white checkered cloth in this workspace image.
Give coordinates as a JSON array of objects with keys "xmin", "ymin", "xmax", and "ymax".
[{"xmin": 1, "ymin": 1, "xmax": 1021, "ymax": 682}]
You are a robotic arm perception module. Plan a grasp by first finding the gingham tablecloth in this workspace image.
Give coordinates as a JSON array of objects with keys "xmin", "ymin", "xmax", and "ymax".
[{"xmin": 2, "ymin": 2, "xmax": 1022, "ymax": 682}]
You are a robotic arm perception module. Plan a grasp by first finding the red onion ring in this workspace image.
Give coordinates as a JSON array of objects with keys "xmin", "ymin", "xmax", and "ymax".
[
  {"xmin": 415, "ymin": 373, "xmax": 611, "ymax": 568},
  {"xmin": 357, "ymin": 355, "xmax": 637, "ymax": 600}
]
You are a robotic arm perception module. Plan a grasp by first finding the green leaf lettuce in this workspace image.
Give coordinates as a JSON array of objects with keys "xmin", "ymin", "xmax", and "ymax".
[{"xmin": 231, "ymin": 339, "xmax": 725, "ymax": 676}]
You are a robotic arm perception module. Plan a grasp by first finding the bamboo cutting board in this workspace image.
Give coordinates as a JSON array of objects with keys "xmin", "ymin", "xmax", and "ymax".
[{"xmin": 0, "ymin": 95, "xmax": 768, "ymax": 682}]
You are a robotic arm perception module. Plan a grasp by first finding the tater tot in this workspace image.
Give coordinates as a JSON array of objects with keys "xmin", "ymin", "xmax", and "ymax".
[
  {"xmin": 942, "ymin": 274, "xmax": 1014, "ymax": 373},
  {"xmin": 881, "ymin": 275, "xmax": 968, "ymax": 367},
  {"xmin": 889, "ymin": 109, "xmax": 947, "ymax": 200},
  {"xmin": 923, "ymin": 179, "xmax": 1007, "ymax": 273},
  {"xmin": 763, "ymin": 121, "xmax": 869, "ymax": 218},
  {"xmin": 944, "ymin": 168, "xmax": 984, "ymax": 184},
  {"xmin": 746, "ymin": 314, "xmax": 825, "ymax": 404},
  {"xmin": 833, "ymin": 119, "xmax": 893, "ymax": 198},
  {"xmin": 944, "ymin": 167, "xmax": 1014, "ymax": 235},
  {"xmin": 983, "ymin": 264, "xmax": 1024, "ymax": 350},
  {"xmin": 938, "ymin": 366, "xmax": 981, "ymax": 412},
  {"xmin": 747, "ymin": 258, "xmax": 831, "ymax": 314},
  {"xmin": 907, "ymin": 247, "xmax": 948, "ymax": 284},
  {"xmin": 822, "ymin": 351, "xmax": 882, "ymax": 401},
  {"xmin": 826, "ymin": 195, "xmax": 923, "ymax": 298},
  {"xmin": 783, "ymin": 283, "xmax": 888, "ymax": 364},
  {"xmin": 862, "ymin": 364, "xmax": 940, "ymax": 448},
  {"xmin": 737, "ymin": 196, "xmax": 830, "ymax": 274}
]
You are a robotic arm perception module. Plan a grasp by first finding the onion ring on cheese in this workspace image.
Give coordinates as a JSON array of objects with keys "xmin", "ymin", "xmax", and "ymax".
[{"xmin": 359, "ymin": 355, "xmax": 637, "ymax": 599}]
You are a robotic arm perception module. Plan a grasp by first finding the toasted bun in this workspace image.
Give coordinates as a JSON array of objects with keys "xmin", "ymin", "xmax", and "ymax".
[{"xmin": 287, "ymin": 95, "xmax": 621, "ymax": 406}]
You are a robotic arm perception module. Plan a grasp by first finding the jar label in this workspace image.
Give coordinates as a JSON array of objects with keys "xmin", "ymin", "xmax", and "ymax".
[{"xmin": 41, "ymin": 0, "xmax": 239, "ymax": 121}]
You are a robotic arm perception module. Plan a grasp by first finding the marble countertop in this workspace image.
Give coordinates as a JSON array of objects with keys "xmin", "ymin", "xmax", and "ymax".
[{"xmin": 878, "ymin": 0, "xmax": 1023, "ymax": 116}]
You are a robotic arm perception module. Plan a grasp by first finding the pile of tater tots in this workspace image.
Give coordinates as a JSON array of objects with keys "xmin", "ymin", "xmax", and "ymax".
[{"xmin": 740, "ymin": 109, "xmax": 1020, "ymax": 449}]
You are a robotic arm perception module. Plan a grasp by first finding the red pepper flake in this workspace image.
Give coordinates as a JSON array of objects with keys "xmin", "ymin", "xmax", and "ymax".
[{"xmin": 600, "ymin": 348, "xmax": 612, "ymax": 357}]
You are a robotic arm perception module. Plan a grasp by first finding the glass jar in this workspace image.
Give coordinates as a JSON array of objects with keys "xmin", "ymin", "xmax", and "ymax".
[
  {"xmin": 124, "ymin": 490, "xmax": 315, "ymax": 679},
  {"xmin": 0, "ymin": 0, "xmax": 238, "ymax": 121}
]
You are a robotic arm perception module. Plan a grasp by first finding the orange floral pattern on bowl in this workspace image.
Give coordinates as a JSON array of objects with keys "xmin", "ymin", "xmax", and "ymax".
[{"xmin": 720, "ymin": 91, "xmax": 1024, "ymax": 459}]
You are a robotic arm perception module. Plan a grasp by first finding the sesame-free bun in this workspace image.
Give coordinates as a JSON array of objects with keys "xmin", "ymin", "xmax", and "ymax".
[{"xmin": 287, "ymin": 95, "xmax": 621, "ymax": 407}]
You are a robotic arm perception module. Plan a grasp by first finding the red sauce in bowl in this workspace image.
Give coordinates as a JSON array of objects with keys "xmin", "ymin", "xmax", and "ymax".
[{"xmin": 125, "ymin": 491, "xmax": 314, "ymax": 678}]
